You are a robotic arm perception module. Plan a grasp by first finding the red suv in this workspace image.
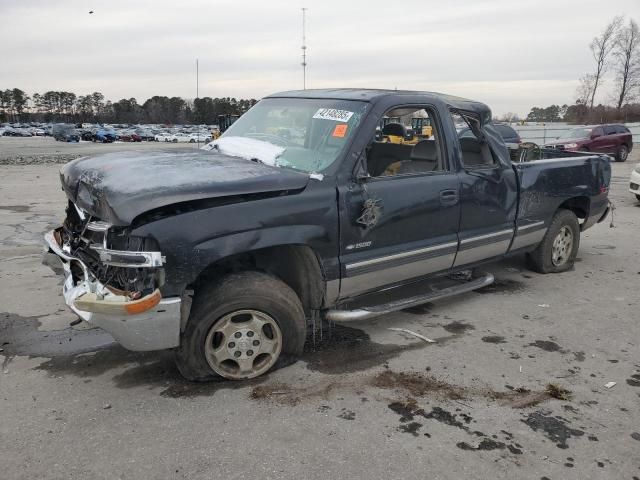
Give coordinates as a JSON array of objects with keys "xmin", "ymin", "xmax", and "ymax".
[{"xmin": 545, "ymin": 124, "xmax": 633, "ymax": 162}]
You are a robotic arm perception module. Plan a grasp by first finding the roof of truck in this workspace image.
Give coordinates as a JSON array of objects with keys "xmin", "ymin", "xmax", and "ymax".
[{"xmin": 267, "ymin": 88, "xmax": 492, "ymax": 120}]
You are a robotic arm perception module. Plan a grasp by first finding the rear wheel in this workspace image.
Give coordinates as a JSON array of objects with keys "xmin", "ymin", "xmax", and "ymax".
[
  {"xmin": 616, "ymin": 144, "xmax": 629, "ymax": 162},
  {"xmin": 175, "ymin": 271, "xmax": 306, "ymax": 381},
  {"xmin": 527, "ymin": 209, "xmax": 580, "ymax": 273}
]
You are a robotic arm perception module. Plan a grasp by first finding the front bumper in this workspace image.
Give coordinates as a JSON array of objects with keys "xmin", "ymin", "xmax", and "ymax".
[{"xmin": 43, "ymin": 229, "xmax": 181, "ymax": 351}]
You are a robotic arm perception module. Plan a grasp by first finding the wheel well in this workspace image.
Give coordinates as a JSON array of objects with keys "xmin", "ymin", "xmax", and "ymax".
[
  {"xmin": 558, "ymin": 196, "xmax": 590, "ymax": 220},
  {"xmin": 190, "ymin": 245, "xmax": 325, "ymax": 316}
]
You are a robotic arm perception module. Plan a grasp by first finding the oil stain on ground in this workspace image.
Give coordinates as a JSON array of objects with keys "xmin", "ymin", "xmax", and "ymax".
[
  {"xmin": 401, "ymin": 302, "xmax": 434, "ymax": 315},
  {"xmin": 475, "ymin": 278, "xmax": 525, "ymax": 295},
  {"xmin": 386, "ymin": 398, "xmax": 523, "ymax": 454},
  {"xmin": 528, "ymin": 340, "xmax": 566, "ymax": 353},
  {"xmin": 0, "ymin": 312, "xmax": 114, "ymax": 368},
  {"xmin": 522, "ymin": 411, "xmax": 585, "ymax": 449},
  {"xmin": 627, "ymin": 374, "xmax": 640, "ymax": 387},
  {"xmin": 482, "ymin": 335, "xmax": 506, "ymax": 344},
  {"xmin": 0, "ymin": 205, "xmax": 32, "ymax": 213},
  {"xmin": 302, "ymin": 323, "xmax": 428, "ymax": 375},
  {"xmin": 442, "ymin": 321, "xmax": 475, "ymax": 335}
]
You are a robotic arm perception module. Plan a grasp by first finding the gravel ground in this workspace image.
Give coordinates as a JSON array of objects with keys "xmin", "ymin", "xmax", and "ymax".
[
  {"xmin": 0, "ymin": 136, "xmax": 200, "ymax": 165},
  {"xmin": 0, "ymin": 145, "xmax": 638, "ymax": 480}
]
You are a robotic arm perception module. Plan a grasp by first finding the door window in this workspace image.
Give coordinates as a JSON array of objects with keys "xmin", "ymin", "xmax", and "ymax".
[
  {"xmin": 603, "ymin": 125, "xmax": 617, "ymax": 135},
  {"xmin": 365, "ymin": 106, "xmax": 446, "ymax": 177}
]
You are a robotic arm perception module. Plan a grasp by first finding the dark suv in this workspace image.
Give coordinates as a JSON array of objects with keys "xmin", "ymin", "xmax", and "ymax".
[{"xmin": 546, "ymin": 124, "xmax": 633, "ymax": 161}]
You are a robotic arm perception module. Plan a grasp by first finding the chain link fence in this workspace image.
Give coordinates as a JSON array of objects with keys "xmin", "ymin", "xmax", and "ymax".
[{"xmin": 511, "ymin": 122, "xmax": 640, "ymax": 145}]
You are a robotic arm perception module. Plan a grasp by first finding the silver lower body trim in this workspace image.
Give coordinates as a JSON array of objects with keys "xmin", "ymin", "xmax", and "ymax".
[
  {"xmin": 454, "ymin": 229, "xmax": 514, "ymax": 267},
  {"xmin": 341, "ymin": 250, "xmax": 456, "ymax": 298},
  {"xmin": 511, "ymin": 227, "xmax": 547, "ymax": 250}
]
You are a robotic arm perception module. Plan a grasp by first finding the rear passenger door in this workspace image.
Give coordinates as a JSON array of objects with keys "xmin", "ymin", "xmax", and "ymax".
[
  {"xmin": 601, "ymin": 125, "xmax": 618, "ymax": 154},
  {"xmin": 338, "ymin": 106, "xmax": 460, "ymax": 299},
  {"xmin": 452, "ymin": 112, "xmax": 518, "ymax": 267},
  {"xmin": 590, "ymin": 126, "xmax": 607, "ymax": 153}
]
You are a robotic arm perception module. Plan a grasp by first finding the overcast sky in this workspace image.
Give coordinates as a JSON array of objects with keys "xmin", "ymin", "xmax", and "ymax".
[{"xmin": 1, "ymin": 0, "xmax": 638, "ymax": 116}]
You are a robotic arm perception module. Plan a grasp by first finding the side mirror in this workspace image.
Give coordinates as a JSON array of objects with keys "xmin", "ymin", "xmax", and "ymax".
[{"xmin": 591, "ymin": 133, "xmax": 601, "ymax": 139}]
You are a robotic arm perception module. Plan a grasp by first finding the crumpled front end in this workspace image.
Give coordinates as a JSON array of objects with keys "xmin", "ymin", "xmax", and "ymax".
[{"xmin": 43, "ymin": 201, "xmax": 181, "ymax": 351}]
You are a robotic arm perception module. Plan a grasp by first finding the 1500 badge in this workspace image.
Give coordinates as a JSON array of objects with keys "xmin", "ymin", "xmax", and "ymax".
[{"xmin": 346, "ymin": 241, "xmax": 372, "ymax": 250}]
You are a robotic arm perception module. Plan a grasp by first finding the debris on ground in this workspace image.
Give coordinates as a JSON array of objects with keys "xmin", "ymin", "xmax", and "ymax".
[
  {"xmin": 604, "ymin": 381, "xmax": 617, "ymax": 389},
  {"xmin": 387, "ymin": 328, "xmax": 436, "ymax": 343}
]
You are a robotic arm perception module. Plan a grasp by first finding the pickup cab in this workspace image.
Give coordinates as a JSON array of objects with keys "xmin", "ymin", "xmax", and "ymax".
[{"xmin": 44, "ymin": 89, "xmax": 611, "ymax": 380}]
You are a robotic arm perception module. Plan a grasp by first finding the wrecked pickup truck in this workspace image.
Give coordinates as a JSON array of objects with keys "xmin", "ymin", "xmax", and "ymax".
[{"xmin": 44, "ymin": 89, "xmax": 612, "ymax": 380}]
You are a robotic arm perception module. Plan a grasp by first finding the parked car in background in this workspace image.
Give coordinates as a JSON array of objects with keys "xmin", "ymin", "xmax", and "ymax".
[
  {"xmin": 94, "ymin": 129, "xmax": 117, "ymax": 143},
  {"xmin": 117, "ymin": 132, "xmax": 142, "ymax": 142},
  {"xmin": 135, "ymin": 129, "xmax": 155, "ymax": 141},
  {"xmin": 52, "ymin": 124, "xmax": 80, "ymax": 142},
  {"xmin": 167, "ymin": 133, "xmax": 192, "ymax": 143},
  {"xmin": 545, "ymin": 124, "xmax": 633, "ymax": 161},
  {"xmin": 188, "ymin": 133, "xmax": 213, "ymax": 143},
  {"xmin": 630, "ymin": 164, "xmax": 640, "ymax": 201},
  {"xmin": 79, "ymin": 130, "xmax": 95, "ymax": 141},
  {"xmin": 154, "ymin": 132, "xmax": 173, "ymax": 142}
]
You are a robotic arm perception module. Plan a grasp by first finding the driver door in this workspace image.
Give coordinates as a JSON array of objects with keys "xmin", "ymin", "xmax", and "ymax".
[{"xmin": 337, "ymin": 106, "xmax": 460, "ymax": 299}]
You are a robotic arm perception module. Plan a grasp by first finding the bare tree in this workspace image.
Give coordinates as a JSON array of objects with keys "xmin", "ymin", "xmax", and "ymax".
[
  {"xmin": 613, "ymin": 18, "xmax": 640, "ymax": 109},
  {"xmin": 589, "ymin": 16, "xmax": 623, "ymax": 108},
  {"xmin": 576, "ymin": 74, "xmax": 596, "ymax": 105}
]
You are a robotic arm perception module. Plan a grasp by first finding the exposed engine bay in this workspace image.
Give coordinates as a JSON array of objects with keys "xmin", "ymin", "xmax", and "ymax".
[{"xmin": 60, "ymin": 201, "xmax": 164, "ymax": 299}]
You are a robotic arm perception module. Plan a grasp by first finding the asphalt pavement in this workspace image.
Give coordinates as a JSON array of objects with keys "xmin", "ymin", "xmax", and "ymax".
[{"xmin": 0, "ymin": 146, "xmax": 638, "ymax": 480}]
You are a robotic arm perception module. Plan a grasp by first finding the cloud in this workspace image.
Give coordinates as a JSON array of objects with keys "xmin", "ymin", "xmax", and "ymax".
[{"xmin": 1, "ymin": 0, "xmax": 637, "ymax": 116}]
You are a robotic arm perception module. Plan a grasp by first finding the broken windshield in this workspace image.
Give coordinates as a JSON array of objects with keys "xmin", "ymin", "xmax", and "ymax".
[{"xmin": 208, "ymin": 97, "xmax": 368, "ymax": 173}]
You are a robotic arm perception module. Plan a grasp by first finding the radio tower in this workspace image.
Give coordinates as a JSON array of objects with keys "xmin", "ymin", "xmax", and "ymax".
[{"xmin": 301, "ymin": 7, "xmax": 307, "ymax": 90}]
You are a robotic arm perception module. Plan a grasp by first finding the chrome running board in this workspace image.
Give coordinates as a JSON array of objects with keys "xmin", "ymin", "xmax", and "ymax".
[{"xmin": 324, "ymin": 272, "xmax": 494, "ymax": 322}]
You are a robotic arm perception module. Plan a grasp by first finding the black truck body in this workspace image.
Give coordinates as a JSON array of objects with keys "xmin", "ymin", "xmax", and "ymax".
[{"xmin": 45, "ymin": 89, "xmax": 611, "ymax": 380}]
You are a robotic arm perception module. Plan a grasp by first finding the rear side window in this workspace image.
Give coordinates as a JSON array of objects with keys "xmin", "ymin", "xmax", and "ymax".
[
  {"xmin": 451, "ymin": 111, "xmax": 498, "ymax": 169},
  {"xmin": 615, "ymin": 125, "xmax": 629, "ymax": 134},
  {"xmin": 603, "ymin": 125, "xmax": 617, "ymax": 135}
]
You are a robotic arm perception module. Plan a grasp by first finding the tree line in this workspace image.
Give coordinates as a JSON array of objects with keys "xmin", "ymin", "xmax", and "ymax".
[
  {"xmin": 0, "ymin": 89, "xmax": 258, "ymax": 125},
  {"xmin": 524, "ymin": 17, "xmax": 639, "ymax": 124}
]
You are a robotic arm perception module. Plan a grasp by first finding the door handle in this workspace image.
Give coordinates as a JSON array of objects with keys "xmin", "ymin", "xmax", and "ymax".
[{"xmin": 439, "ymin": 189, "xmax": 458, "ymax": 206}]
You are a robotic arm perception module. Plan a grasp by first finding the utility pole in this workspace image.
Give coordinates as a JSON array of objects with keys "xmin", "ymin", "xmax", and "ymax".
[
  {"xmin": 196, "ymin": 58, "xmax": 200, "ymax": 147},
  {"xmin": 301, "ymin": 8, "xmax": 307, "ymax": 90}
]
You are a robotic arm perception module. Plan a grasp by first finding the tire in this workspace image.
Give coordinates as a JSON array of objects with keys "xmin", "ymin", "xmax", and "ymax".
[
  {"xmin": 175, "ymin": 271, "xmax": 306, "ymax": 381},
  {"xmin": 527, "ymin": 209, "xmax": 580, "ymax": 274},
  {"xmin": 615, "ymin": 144, "xmax": 629, "ymax": 162}
]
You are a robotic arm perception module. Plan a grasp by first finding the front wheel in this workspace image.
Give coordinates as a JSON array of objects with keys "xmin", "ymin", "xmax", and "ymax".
[
  {"xmin": 175, "ymin": 271, "xmax": 306, "ymax": 381},
  {"xmin": 615, "ymin": 144, "xmax": 629, "ymax": 162},
  {"xmin": 527, "ymin": 209, "xmax": 580, "ymax": 273}
]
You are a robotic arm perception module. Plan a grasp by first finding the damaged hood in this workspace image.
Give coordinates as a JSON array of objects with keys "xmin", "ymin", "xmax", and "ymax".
[{"xmin": 60, "ymin": 149, "xmax": 310, "ymax": 225}]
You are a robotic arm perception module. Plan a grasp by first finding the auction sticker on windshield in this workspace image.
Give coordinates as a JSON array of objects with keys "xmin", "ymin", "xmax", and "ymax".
[
  {"xmin": 332, "ymin": 124, "xmax": 348, "ymax": 138},
  {"xmin": 313, "ymin": 108, "xmax": 354, "ymax": 123}
]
